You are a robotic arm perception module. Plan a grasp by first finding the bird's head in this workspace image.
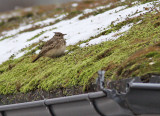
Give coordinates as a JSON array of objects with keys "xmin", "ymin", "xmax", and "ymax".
[{"xmin": 54, "ymin": 32, "xmax": 66, "ymax": 37}]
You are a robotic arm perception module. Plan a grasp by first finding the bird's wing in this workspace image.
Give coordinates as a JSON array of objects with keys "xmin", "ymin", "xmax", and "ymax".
[
  {"xmin": 42, "ymin": 37, "xmax": 56, "ymax": 48},
  {"xmin": 38, "ymin": 41, "xmax": 58, "ymax": 57},
  {"xmin": 32, "ymin": 43, "xmax": 56, "ymax": 62}
]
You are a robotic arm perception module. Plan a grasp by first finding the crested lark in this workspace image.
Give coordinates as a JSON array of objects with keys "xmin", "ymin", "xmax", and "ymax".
[{"xmin": 32, "ymin": 32, "xmax": 66, "ymax": 62}]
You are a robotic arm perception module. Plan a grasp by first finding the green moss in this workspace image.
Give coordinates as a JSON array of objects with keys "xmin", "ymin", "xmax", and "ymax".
[
  {"xmin": 66, "ymin": 11, "xmax": 82, "ymax": 19},
  {"xmin": 7, "ymin": 16, "xmax": 21, "ymax": 22},
  {"xmin": 23, "ymin": 12, "xmax": 34, "ymax": 18},
  {"xmin": 145, "ymin": 52, "xmax": 160, "ymax": 58},
  {"xmin": 0, "ymin": 21, "xmax": 5, "ymax": 26},
  {"xmin": 83, "ymin": 1, "xmax": 94, "ymax": 4},
  {"xmin": 0, "ymin": 35, "xmax": 14, "ymax": 41}
]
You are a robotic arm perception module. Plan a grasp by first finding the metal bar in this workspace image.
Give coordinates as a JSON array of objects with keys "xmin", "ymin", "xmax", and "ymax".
[
  {"xmin": 97, "ymin": 70, "xmax": 105, "ymax": 90},
  {"xmin": 0, "ymin": 100, "xmax": 45, "ymax": 111}
]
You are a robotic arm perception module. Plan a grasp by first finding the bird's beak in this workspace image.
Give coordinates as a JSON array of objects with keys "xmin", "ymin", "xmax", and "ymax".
[{"xmin": 63, "ymin": 34, "xmax": 67, "ymax": 36}]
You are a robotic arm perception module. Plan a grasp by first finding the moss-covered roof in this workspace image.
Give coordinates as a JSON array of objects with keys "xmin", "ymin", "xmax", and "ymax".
[{"xmin": 0, "ymin": 0, "xmax": 160, "ymax": 96}]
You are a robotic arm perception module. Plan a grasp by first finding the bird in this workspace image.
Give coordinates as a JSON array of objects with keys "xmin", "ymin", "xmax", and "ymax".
[{"xmin": 32, "ymin": 32, "xmax": 66, "ymax": 62}]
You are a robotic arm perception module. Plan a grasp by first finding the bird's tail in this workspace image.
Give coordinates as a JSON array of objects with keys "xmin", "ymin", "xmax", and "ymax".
[{"xmin": 32, "ymin": 55, "xmax": 40, "ymax": 63}]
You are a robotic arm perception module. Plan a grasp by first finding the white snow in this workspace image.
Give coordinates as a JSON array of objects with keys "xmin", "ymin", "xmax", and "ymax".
[
  {"xmin": 120, "ymin": 0, "xmax": 126, "ymax": 3},
  {"xmin": 72, "ymin": 3, "xmax": 78, "ymax": 7},
  {"xmin": 24, "ymin": 7, "xmax": 33, "ymax": 12},
  {"xmin": 80, "ymin": 23, "xmax": 133, "ymax": 47},
  {"xmin": 0, "ymin": 1, "xmax": 158, "ymax": 64},
  {"xmin": 1, "ymin": 14, "xmax": 67, "ymax": 37},
  {"xmin": 132, "ymin": 1, "xmax": 140, "ymax": 5},
  {"xmin": 0, "ymin": 12, "xmax": 21, "ymax": 20},
  {"xmin": 149, "ymin": 62, "xmax": 155, "ymax": 65},
  {"xmin": 83, "ymin": 3, "xmax": 112, "ymax": 14},
  {"xmin": 35, "ymin": 50, "xmax": 41, "ymax": 54},
  {"xmin": 34, "ymin": 14, "xmax": 67, "ymax": 26}
]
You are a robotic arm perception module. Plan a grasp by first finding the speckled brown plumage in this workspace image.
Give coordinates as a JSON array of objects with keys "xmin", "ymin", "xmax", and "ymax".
[{"xmin": 32, "ymin": 32, "xmax": 66, "ymax": 62}]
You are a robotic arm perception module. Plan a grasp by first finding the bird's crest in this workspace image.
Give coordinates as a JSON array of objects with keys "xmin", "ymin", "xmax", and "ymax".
[{"xmin": 54, "ymin": 32, "xmax": 67, "ymax": 36}]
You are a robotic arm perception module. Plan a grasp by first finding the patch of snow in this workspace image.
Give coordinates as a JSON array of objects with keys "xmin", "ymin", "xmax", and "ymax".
[
  {"xmin": 83, "ymin": 3, "xmax": 112, "ymax": 14},
  {"xmin": 2, "ymin": 24, "xmax": 32, "ymax": 37},
  {"xmin": 35, "ymin": 50, "xmax": 41, "ymax": 54},
  {"xmin": 24, "ymin": 7, "xmax": 33, "ymax": 12},
  {"xmin": 80, "ymin": 23, "xmax": 133, "ymax": 47},
  {"xmin": 72, "ymin": 3, "xmax": 78, "ymax": 7},
  {"xmin": 120, "ymin": 0, "xmax": 126, "ymax": 3},
  {"xmin": 0, "ymin": 1, "xmax": 157, "ymax": 64},
  {"xmin": 132, "ymin": 1, "xmax": 140, "ymax": 5},
  {"xmin": 1, "ymin": 14, "xmax": 67, "ymax": 37},
  {"xmin": 0, "ymin": 31, "xmax": 39, "ymax": 63},
  {"xmin": 83, "ymin": 9, "xmax": 94, "ymax": 14},
  {"xmin": 149, "ymin": 62, "xmax": 155, "ymax": 65},
  {"xmin": 34, "ymin": 14, "xmax": 67, "ymax": 26},
  {"xmin": 15, "ymin": 45, "xmax": 38, "ymax": 59},
  {"xmin": 0, "ymin": 12, "xmax": 21, "ymax": 20},
  {"xmin": 113, "ymin": 3, "xmax": 155, "ymax": 25},
  {"xmin": 14, "ymin": 51, "xmax": 26, "ymax": 59},
  {"xmin": 65, "ymin": 50, "xmax": 68, "ymax": 53},
  {"xmin": 136, "ymin": 20, "xmax": 143, "ymax": 24},
  {"xmin": 34, "ymin": 18, "xmax": 56, "ymax": 26}
]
